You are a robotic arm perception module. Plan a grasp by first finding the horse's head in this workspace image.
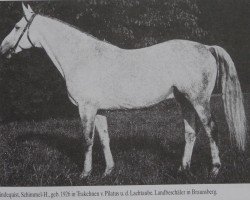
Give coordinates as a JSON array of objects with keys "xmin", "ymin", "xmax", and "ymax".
[{"xmin": 0, "ymin": 3, "xmax": 38, "ymax": 58}]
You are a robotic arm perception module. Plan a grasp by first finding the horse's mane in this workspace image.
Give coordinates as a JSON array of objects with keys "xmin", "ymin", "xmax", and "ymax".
[{"xmin": 41, "ymin": 14, "xmax": 114, "ymax": 46}]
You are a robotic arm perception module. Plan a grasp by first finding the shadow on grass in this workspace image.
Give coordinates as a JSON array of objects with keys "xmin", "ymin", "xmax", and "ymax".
[
  {"xmin": 10, "ymin": 129, "xmax": 248, "ymax": 185},
  {"xmin": 14, "ymin": 132, "xmax": 85, "ymax": 169},
  {"xmin": 13, "ymin": 130, "xmax": 184, "ymax": 174},
  {"xmin": 14, "ymin": 130, "xmax": 182, "ymax": 160}
]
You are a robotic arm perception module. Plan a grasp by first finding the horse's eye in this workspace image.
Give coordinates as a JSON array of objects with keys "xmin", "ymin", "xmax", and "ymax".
[{"xmin": 15, "ymin": 26, "xmax": 20, "ymax": 30}]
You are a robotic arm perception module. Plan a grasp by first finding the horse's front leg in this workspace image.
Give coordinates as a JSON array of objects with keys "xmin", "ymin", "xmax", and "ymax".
[
  {"xmin": 95, "ymin": 115, "xmax": 114, "ymax": 177},
  {"xmin": 78, "ymin": 103, "xmax": 98, "ymax": 179}
]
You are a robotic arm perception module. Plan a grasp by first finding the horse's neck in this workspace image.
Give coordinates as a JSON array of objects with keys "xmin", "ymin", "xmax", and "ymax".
[{"xmin": 36, "ymin": 16, "xmax": 99, "ymax": 79}]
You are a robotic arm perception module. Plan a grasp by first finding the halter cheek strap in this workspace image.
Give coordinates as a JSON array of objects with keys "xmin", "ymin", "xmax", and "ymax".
[
  {"xmin": 10, "ymin": 13, "xmax": 36, "ymax": 54},
  {"xmin": 27, "ymin": 26, "xmax": 36, "ymax": 48}
]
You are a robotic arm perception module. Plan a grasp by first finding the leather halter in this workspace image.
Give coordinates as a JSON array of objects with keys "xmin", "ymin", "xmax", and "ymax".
[{"xmin": 9, "ymin": 13, "xmax": 36, "ymax": 54}]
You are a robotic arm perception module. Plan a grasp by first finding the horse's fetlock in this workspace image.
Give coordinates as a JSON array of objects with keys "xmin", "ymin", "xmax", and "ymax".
[{"xmin": 213, "ymin": 162, "xmax": 221, "ymax": 169}]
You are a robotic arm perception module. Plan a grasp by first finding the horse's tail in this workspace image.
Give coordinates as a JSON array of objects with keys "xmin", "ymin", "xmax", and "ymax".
[{"xmin": 208, "ymin": 45, "xmax": 247, "ymax": 151}]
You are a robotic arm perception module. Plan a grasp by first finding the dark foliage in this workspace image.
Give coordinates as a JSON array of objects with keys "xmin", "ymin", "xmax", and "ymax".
[{"xmin": 0, "ymin": 0, "xmax": 249, "ymax": 121}]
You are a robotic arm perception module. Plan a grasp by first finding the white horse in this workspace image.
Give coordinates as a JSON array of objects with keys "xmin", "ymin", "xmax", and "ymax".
[{"xmin": 0, "ymin": 4, "xmax": 247, "ymax": 179}]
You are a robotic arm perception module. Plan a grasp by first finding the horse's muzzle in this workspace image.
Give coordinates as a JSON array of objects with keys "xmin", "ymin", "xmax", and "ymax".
[{"xmin": 0, "ymin": 46, "xmax": 13, "ymax": 59}]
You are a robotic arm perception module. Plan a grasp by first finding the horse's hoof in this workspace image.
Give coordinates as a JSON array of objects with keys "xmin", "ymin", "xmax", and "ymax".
[
  {"xmin": 80, "ymin": 171, "xmax": 91, "ymax": 179},
  {"xmin": 102, "ymin": 166, "xmax": 114, "ymax": 178},
  {"xmin": 209, "ymin": 163, "xmax": 221, "ymax": 179},
  {"xmin": 177, "ymin": 165, "xmax": 196, "ymax": 181},
  {"xmin": 178, "ymin": 165, "xmax": 190, "ymax": 173}
]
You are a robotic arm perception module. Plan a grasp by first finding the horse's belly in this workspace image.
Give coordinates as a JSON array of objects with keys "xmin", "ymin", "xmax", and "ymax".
[
  {"xmin": 100, "ymin": 93, "xmax": 174, "ymax": 110},
  {"xmin": 114, "ymin": 91, "xmax": 174, "ymax": 109},
  {"xmin": 99, "ymin": 78, "xmax": 174, "ymax": 109}
]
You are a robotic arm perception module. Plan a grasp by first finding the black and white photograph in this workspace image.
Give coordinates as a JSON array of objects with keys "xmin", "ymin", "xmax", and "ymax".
[{"xmin": 0, "ymin": 0, "xmax": 249, "ymax": 195}]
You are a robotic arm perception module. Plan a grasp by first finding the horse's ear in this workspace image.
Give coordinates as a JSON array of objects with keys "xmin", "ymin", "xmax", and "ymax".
[
  {"xmin": 27, "ymin": 4, "xmax": 34, "ymax": 13},
  {"xmin": 22, "ymin": 3, "xmax": 33, "ymax": 19},
  {"xmin": 22, "ymin": 2, "xmax": 27, "ymax": 12}
]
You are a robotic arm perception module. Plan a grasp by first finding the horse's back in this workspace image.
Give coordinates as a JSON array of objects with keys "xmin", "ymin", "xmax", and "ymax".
[
  {"xmin": 94, "ymin": 40, "xmax": 216, "ymax": 109},
  {"xmin": 115, "ymin": 39, "xmax": 216, "ymax": 86}
]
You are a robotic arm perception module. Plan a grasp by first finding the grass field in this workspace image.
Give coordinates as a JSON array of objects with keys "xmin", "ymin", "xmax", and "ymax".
[{"xmin": 0, "ymin": 94, "xmax": 249, "ymax": 186}]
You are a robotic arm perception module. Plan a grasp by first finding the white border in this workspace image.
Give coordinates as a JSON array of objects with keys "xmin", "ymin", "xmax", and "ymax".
[
  {"xmin": 0, "ymin": 1, "xmax": 249, "ymax": 200},
  {"xmin": 0, "ymin": 184, "xmax": 250, "ymax": 200}
]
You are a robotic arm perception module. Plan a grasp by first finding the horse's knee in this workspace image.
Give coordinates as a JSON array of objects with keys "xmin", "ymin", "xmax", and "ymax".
[
  {"xmin": 95, "ymin": 115, "xmax": 110, "ymax": 145},
  {"xmin": 184, "ymin": 120, "xmax": 196, "ymax": 141}
]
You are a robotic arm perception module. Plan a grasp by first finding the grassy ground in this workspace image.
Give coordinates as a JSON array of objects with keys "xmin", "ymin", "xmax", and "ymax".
[{"xmin": 0, "ymin": 95, "xmax": 249, "ymax": 186}]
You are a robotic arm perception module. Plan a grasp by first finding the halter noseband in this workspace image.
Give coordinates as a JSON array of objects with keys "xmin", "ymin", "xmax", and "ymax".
[{"xmin": 9, "ymin": 13, "xmax": 36, "ymax": 54}]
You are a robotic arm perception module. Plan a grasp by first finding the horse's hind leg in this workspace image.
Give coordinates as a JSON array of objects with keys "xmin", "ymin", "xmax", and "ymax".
[
  {"xmin": 181, "ymin": 119, "xmax": 196, "ymax": 171},
  {"xmin": 95, "ymin": 115, "xmax": 114, "ymax": 177},
  {"xmin": 174, "ymin": 89, "xmax": 197, "ymax": 172},
  {"xmin": 174, "ymin": 87, "xmax": 221, "ymax": 177},
  {"xmin": 193, "ymin": 100, "xmax": 221, "ymax": 178}
]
